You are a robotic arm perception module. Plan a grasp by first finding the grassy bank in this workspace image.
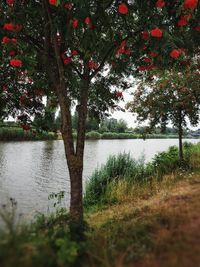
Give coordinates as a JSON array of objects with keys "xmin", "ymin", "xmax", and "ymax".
[
  {"xmin": 0, "ymin": 142, "xmax": 200, "ymax": 267},
  {"xmin": 84, "ymin": 142, "xmax": 198, "ymax": 208},
  {"xmin": 0, "ymin": 126, "xmax": 57, "ymax": 141},
  {"xmin": 1, "ymin": 126, "xmax": 198, "ymax": 141},
  {"xmin": 70, "ymin": 131, "xmax": 197, "ymax": 140}
]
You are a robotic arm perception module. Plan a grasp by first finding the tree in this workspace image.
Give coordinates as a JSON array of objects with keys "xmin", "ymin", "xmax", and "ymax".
[
  {"xmin": 127, "ymin": 68, "xmax": 200, "ymax": 161},
  {"xmin": 116, "ymin": 118, "xmax": 127, "ymax": 133},
  {"xmin": 1, "ymin": 0, "xmax": 199, "ymax": 221}
]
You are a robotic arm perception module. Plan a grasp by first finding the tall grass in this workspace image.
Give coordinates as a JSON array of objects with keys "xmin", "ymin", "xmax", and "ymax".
[
  {"xmin": 86, "ymin": 131, "xmax": 101, "ymax": 139},
  {"xmin": 84, "ymin": 143, "xmax": 200, "ymax": 208},
  {"xmin": 0, "ymin": 127, "xmax": 56, "ymax": 141}
]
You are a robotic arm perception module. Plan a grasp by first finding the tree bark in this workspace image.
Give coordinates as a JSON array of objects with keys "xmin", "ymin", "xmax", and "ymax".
[
  {"xmin": 178, "ymin": 109, "xmax": 184, "ymax": 162},
  {"xmin": 44, "ymin": 1, "xmax": 89, "ymax": 222},
  {"xmin": 70, "ymin": 78, "xmax": 89, "ymax": 219},
  {"xmin": 56, "ymin": 78, "xmax": 89, "ymax": 222}
]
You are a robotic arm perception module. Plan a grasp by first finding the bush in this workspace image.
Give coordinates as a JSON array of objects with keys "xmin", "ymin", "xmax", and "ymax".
[
  {"xmin": 0, "ymin": 200, "xmax": 87, "ymax": 267},
  {"xmin": 0, "ymin": 126, "xmax": 56, "ymax": 141},
  {"xmin": 84, "ymin": 153, "xmax": 148, "ymax": 207},
  {"xmin": 84, "ymin": 143, "xmax": 199, "ymax": 208},
  {"xmin": 86, "ymin": 131, "xmax": 101, "ymax": 139}
]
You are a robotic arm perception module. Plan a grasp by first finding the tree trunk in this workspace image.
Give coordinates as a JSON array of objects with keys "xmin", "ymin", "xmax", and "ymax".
[
  {"xmin": 178, "ymin": 109, "xmax": 184, "ymax": 162},
  {"xmin": 68, "ymin": 162, "xmax": 83, "ymax": 220},
  {"xmin": 44, "ymin": 2, "xmax": 89, "ymax": 224},
  {"xmin": 56, "ymin": 78, "xmax": 89, "ymax": 222}
]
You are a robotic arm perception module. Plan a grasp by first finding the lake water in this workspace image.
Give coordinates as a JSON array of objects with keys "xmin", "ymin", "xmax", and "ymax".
[{"xmin": 0, "ymin": 139, "xmax": 199, "ymax": 220}]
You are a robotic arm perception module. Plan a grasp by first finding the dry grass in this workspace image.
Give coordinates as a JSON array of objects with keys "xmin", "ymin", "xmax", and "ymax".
[{"xmin": 85, "ymin": 170, "xmax": 200, "ymax": 267}]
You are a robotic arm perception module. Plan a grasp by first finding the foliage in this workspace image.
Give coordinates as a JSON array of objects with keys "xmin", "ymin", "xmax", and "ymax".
[
  {"xmin": 0, "ymin": 201, "xmax": 87, "ymax": 267},
  {"xmin": 127, "ymin": 68, "xmax": 200, "ymax": 160},
  {"xmin": 85, "ymin": 131, "xmax": 101, "ymax": 140},
  {"xmin": 84, "ymin": 142, "xmax": 200, "ymax": 208},
  {"xmin": 100, "ymin": 118, "xmax": 128, "ymax": 133},
  {"xmin": 128, "ymin": 69, "xmax": 200, "ymax": 131},
  {"xmin": 0, "ymin": 126, "xmax": 56, "ymax": 141},
  {"xmin": 84, "ymin": 153, "xmax": 148, "ymax": 207}
]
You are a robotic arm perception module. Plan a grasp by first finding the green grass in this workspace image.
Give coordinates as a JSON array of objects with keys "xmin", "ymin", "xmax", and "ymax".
[{"xmin": 84, "ymin": 143, "xmax": 200, "ymax": 208}]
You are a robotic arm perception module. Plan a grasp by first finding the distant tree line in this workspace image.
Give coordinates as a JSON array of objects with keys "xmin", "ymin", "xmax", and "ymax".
[{"xmin": 31, "ymin": 109, "xmax": 188, "ymax": 136}]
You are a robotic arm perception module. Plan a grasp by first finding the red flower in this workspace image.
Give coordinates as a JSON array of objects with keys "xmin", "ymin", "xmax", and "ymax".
[
  {"xmin": 11, "ymin": 38, "xmax": 17, "ymax": 44},
  {"xmin": 124, "ymin": 49, "xmax": 132, "ymax": 56},
  {"xmin": 3, "ymin": 23, "xmax": 15, "ymax": 31},
  {"xmin": 3, "ymin": 23, "xmax": 22, "ymax": 32},
  {"xmin": 15, "ymin": 24, "xmax": 22, "ymax": 32},
  {"xmin": 138, "ymin": 65, "xmax": 147, "ymax": 71},
  {"xmin": 71, "ymin": 50, "xmax": 78, "ymax": 56},
  {"xmin": 184, "ymin": 0, "xmax": 198, "ymax": 9},
  {"xmin": 156, "ymin": 0, "xmax": 166, "ymax": 8},
  {"xmin": 170, "ymin": 49, "xmax": 181, "ymax": 58},
  {"xmin": 64, "ymin": 57, "xmax": 72, "ymax": 65},
  {"xmin": 49, "ymin": 0, "xmax": 57, "ymax": 6},
  {"xmin": 118, "ymin": 3, "xmax": 128, "ymax": 14},
  {"xmin": 194, "ymin": 26, "xmax": 200, "ymax": 31},
  {"xmin": 178, "ymin": 16, "xmax": 188, "ymax": 26},
  {"xmin": 151, "ymin": 27, "xmax": 163, "ymax": 38},
  {"xmin": 71, "ymin": 19, "xmax": 78, "ymax": 29},
  {"xmin": 88, "ymin": 60, "xmax": 98, "ymax": 69},
  {"xmin": 2, "ymin": 37, "xmax": 16, "ymax": 45},
  {"xmin": 143, "ymin": 57, "xmax": 151, "ymax": 63},
  {"xmin": 115, "ymin": 91, "xmax": 123, "ymax": 98},
  {"xmin": 10, "ymin": 59, "xmax": 22, "ymax": 67},
  {"xmin": 9, "ymin": 51, "xmax": 15, "ymax": 56},
  {"xmin": 28, "ymin": 77, "xmax": 33, "ymax": 83},
  {"xmin": 116, "ymin": 40, "xmax": 126, "ymax": 54},
  {"xmin": 2, "ymin": 36, "xmax": 10, "ymax": 44},
  {"xmin": 84, "ymin": 17, "xmax": 91, "ymax": 24},
  {"xmin": 149, "ymin": 52, "xmax": 158, "ymax": 58},
  {"xmin": 146, "ymin": 65, "xmax": 156, "ymax": 70},
  {"xmin": 6, "ymin": 0, "xmax": 14, "ymax": 6},
  {"xmin": 141, "ymin": 31, "xmax": 149, "ymax": 40}
]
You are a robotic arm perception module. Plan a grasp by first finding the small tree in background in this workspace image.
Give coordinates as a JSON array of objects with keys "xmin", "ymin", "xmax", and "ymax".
[{"xmin": 127, "ymin": 68, "xmax": 200, "ymax": 162}]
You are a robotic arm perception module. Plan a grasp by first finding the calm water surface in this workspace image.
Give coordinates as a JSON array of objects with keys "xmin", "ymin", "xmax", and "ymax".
[{"xmin": 0, "ymin": 139, "xmax": 199, "ymax": 219}]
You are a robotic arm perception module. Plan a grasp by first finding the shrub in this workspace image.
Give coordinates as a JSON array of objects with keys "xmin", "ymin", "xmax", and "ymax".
[
  {"xmin": 86, "ymin": 131, "xmax": 101, "ymax": 139},
  {"xmin": 0, "ymin": 126, "xmax": 56, "ymax": 141},
  {"xmin": 84, "ymin": 143, "xmax": 199, "ymax": 208},
  {"xmin": 84, "ymin": 153, "xmax": 148, "ymax": 207},
  {"xmin": 0, "ymin": 199, "xmax": 87, "ymax": 267}
]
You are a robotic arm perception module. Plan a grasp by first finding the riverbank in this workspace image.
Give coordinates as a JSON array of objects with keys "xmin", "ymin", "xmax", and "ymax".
[
  {"xmin": 0, "ymin": 126, "xmax": 57, "ymax": 141},
  {"xmin": 0, "ymin": 142, "xmax": 200, "ymax": 267},
  {"xmin": 1, "ymin": 126, "xmax": 199, "ymax": 141},
  {"xmin": 86, "ymin": 169, "xmax": 200, "ymax": 267},
  {"xmin": 62, "ymin": 131, "xmax": 198, "ymax": 140}
]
